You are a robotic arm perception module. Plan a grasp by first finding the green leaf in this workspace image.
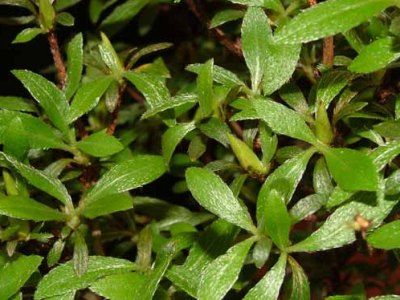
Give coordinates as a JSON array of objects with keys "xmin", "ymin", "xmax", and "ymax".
[
  {"xmin": 287, "ymin": 256, "xmax": 310, "ymax": 300},
  {"xmin": 210, "ymin": 9, "xmax": 244, "ymax": 28},
  {"xmin": 385, "ymin": 169, "xmax": 400, "ymax": 195},
  {"xmin": 89, "ymin": 272, "xmax": 146, "ymax": 300},
  {"xmin": 279, "ymin": 83, "xmax": 312, "ymax": 122},
  {"xmin": 12, "ymin": 27, "xmax": 43, "ymax": 44},
  {"xmin": 126, "ymin": 43, "xmax": 173, "ymax": 70},
  {"xmin": 56, "ymin": 12, "xmax": 74, "ymax": 26},
  {"xmin": 370, "ymin": 141, "xmax": 400, "ymax": 171},
  {"xmin": 68, "ymin": 76, "xmax": 113, "ymax": 123},
  {"xmin": 0, "ymin": 96, "xmax": 36, "ymax": 112},
  {"xmin": 12, "ymin": 70, "xmax": 70, "ymax": 134},
  {"xmin": 141, "ymin": 93, "xmax": 196, "ymax": 119},
  {"xmin": 162, "ymin": 122, "xmax": 196, "ymax": 166},
  {"xmin": 0, "ymin": 194, "xmax": 65, "ymax": 221},
  {"xmin": 82, "ymin": 193, "xmax": 133, "ymax": 218},
  {"xmin": 72, "ymin": 229, "xmax": 88, "ymax": 276},
  {"xmin": 39, "ymin": 0, "xmax": 55, "ymax": 30},
  {"xmin": 0, "ymin": 152, "xmax": 72, "ymax": 206},
  {"xmin": 287, "ymin": 190, "xmax": 396, "ymax": 252},
  {"xmin": 197, "ymin": 59, "xmax": 214, "ymax": 117},
  {"xmin": 186, "ymin": 64, "xmax": 245, "ymax": 89},
  {"xmin": 252, "ymin": 237, "xmax": 272, "ymax": 268},
  {"xmin": 252, "ymin": 98, "xmax": 318, "ymax": 144},
  {"xmin": 167, "ymin": 220, "xmax": 238, "ymax": 297},
  {"xmin": 228, "ymin": 134, "xmax": 268, "ymax": 176},
  {"xmin": 370, "ymin": 296, "xmax": 400, "ymax": 300},
  {"xmin": 374, "ymin": 120, "xmax": 400, "ymax": 139},
  {"xmin": 65, "ymin": 33, "xmax": 83, "ymax": 100},
  {"xmin": 186, "ymin": 167, "xmax": 256, "ymax": 233},
  {"xmin": 367, "ymin": 220, "xmax": 400, "ymax": 250},
  {"xmin": 0, "ymin": 255, "xmax": 42, "ymax": 299},
  {"xmin": 47, "ymin": 239, "xmax": 65, "ymax": 267},
  {"xmin": 100, "ymin": 0, "xmax": 150, "ymax": 35},
  {"xmin": 263, "ymin": 189, "xmax": 291, "ymax": 249},
  {"xmin": 199, "ymin": 117, "xmax": 231, "ymax": 147},
  {"xmin": 84, "ymin": 155, "xmax": 165, "ymax": 204},
  {"xmin": 77, "ymin": 130, "xmax": 124, "ymax": 157},
  {"xmin": 54, "ymin": 0, "xmax": 82, "ymax": 11},
  {"xmin": 274, "ymin": 0, "xmax": 398, "ymax": 45},
  {"xmin": 322, "ymin": 148, "xmax": 378, "ymax": 191},
  {"xmin": 243, "ymin": 252, "xmax": 287, "ymax": 300},
  {"xmin": 349, "ymin": 37, "xmax": 400, "ymax": 73},
  {"xmin": 3, "ymin": 117, "xmax": 29, "ymax": 160},
  {"xmin": 259, "ymin": 123, "xmax": 278, "ymax": 164},
  {"xmin": 313, "ymin": 157, "xmax": 334, "ymax": 195},
  {"xmin": 99, "ymin": 32, "xmax": 124, "ymax": 76},
  {"xmin": 124, "ymin": 71, "xmax": 171, "ymax": 110},
  {"xmin": 242, "ymin": 7, "xmax": 268, "ymax": 92},
  {"xmin": 188, "ymin": 135, "xmax": 206, "ymax": 161},
  {"xmin": 257, "ymin": 148, "xmax": 315, "ymax": 224},
  {"xmin": 317, "ymin": 70, "xmax": 352, "ymax": 108},
  {"xmin": 34, "ymin": 256, "xmax": 136, "ymax": 299},
  {"xmin": 198, "ymin": 238, "xmax": 255, "ymax": 300}
]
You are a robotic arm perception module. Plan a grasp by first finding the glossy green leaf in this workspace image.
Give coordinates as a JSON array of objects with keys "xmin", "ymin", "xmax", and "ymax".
[
  {"xmin": 65, "ymin": 33, "xmax": 83, "ymax": 100},
  {"xmin": 0, "ymin": 152, "xmax": 72, "ymax": 206},
  {"xmin": 56, "ymin": 12, "xmax": 75, "ymax": 26},
  {"xmin": 367, "ymin": 220, "xmax": 400, "ymax": 250},
  {"xmin": 252, "ymin": 237, "xmax": 272, "ymax": 268},
  {"xmin": 263, "ymin": 189, "xmax": 291, "ymax": 249},
  {"xmin": 3, "ymin": 116, "xmax": 29, "ymax": 160},
  {"xmin": 0, "ymin": 96, "xmax": 36, "ymax": 112},
  {"xmin": 385, "ymin": 169, "xmax": 400, "ymax": 195},
  {"xmin": 82, "ymin": 193, "xmax": 133, "ymax": 218},
  {"xmin": 12, "ymin": 27, "xmax": 43, "ymax": 44},
  {"xmin": 210, "ymin": 9, "xmax": 244, "ymax": 28},
  {"xmin": 0, "ymin": 255, "xmax": 42, "ymax": 299},
  {"xmin": 274, "ymin": 0, "xmax": 398, "ymax": 44},
  {"xmin": 77, "ymin": 130, "xmax": 123, "ymax": 157},
  {"xmin": 323, "ymin": 147, "xmax": 378, "ymax": 191},
  {"xmin": 124, "ymin": 71, "xmax": 171, "ymax": 110},
  {"xmin": 257, "ymin": 148, "xmax": 316, "ymax": 225},
  {"xmin": 186, "ymin": 64, "xmax": 245, "ymax": 89},
  {"xmin": 39, "ymin": 0, "xmax": 55, "ymax": 30},
  {"xmin": 198, "ymin": 238, "xmax": 255, "ymax": 300},
  {"xmin": 126, "ymin": 43, "xmax": 173, "ymax": 70},
  {"xmin": 167, "ymin": 220, "xmax": 238, "ymax": 297},
  {"xmin": 162, "ymin": 122, "xmax": 196, "ymax": 165},
  {"xmin": 244, "ymin": 252, "xmax": 287, "ymax": 300},
  {"xmin": 142, "ymin": 93, "xmax": 196, "ymax": 119},
  {"xmin": 186, "ymin": 167, "xmax": 256, "ymax": 233},
  {"xmin": 279, "ymin": 83, "xmax": 312, "ymax": 122},
  {"xmin": 84, "ymin": 155, "xmax": 165, "ymax": 204},
  {"xmin": 73, "ymin": 229, "xmax": 88, "ymax": 276},
  {"xmin": 34, "ymin": 256, "xmax": 137, "ymax": 299},
  {"xmin": 0, "ymin": 194, "xmax": 65, "ymax": 221},
  {"xmin": 259, "ymin": 123, "xmax": 277, "ymax": 164},
  {"xmin": 89, "ymin": 272, "xmax": 146, "ymax": 300},
  {"xmin": 370, "ymin": 141, "xmax": 400, "ymax": 171},
  {"xmin": 252, "ymin": 98, "xmax": 318, "ymax": 144},
  {"xmin": 242, "ymin": 7, "xmax": 268, "ymax": 91},
  {"xmin": 68, "ymin": 76, "xmax": 113, "ymax": 123},
  {"xmin": 349, "ymin": 37, "xmax": 400, "ymax": 73},
  {"xmin": 313, "ymin": 157, "xmax": 334, "ymax": 195},
  {"xmin": 197, "ymin": 59, "xmax": 214, "ymax": 117},
  {"xmin": 317, "ymin": 70, "xmax": 352, "ymax": 108},
  {"xmin": 188, "ymin": 135, "xmax": 206, "ymax": 161},
  {"xmin": 12, "ymin": 70, "xmax": 70, "ymax": 134},
  {"xmin": 99, "ymin": 32, "xmax": 124, "ymax": 75},
  {"xmin": 370, "ymin": 296, "xmax": 400, "ymax": 300},
  {"xmin": 0, "ymin": 0, "xmax": 36, "ymax": 12},
  {"xmin": 199, "ymin": 117, "xmax": 231, "ymax": 147},
  {"xmin": 288, "ymin": 256, "xmax": 310, "ymax": 300},
  {"xmin": 47, "ymin": 239, "xmax": 65, "ymax": 267},
  {"xmin": 100, "ymin": 0, "xmax": 150, "ymax": 35},
  {"xmin": 374, "ymin": 120, "xmax": 400, "ymax": 139}
]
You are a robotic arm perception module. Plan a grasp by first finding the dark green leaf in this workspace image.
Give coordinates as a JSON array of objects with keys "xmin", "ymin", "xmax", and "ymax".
[
  {"xmin": 73, "ymin": 229, "xmax": 88, "ymax": 276},
  {"xmin": 84, "ymin": 155, "xmax": 165, "ymax": 204},
  {"xmin": 198, "ymin": 238, "xmax": 255, "ymax": 300},
  {"xmin": 65, "ymin": 33, "xmax": 83, "ymax": 100},
  {"xmin": 56, "ymin": 12, "xmax": 75, "ymax": 26},
  {"xmin": 0, "ymin": 255, "xmax": 42, "ymax": 299},
  {"xmin": 288, "ymin": 256, "xmax": 310, "ymax": 300},
  {"xmin": 0, "ymin": 194, "xmax": 65, "ymax": 221},
  {"xmin": 99, "ymin": 32, "xmax": 124, "ymax": 76},
  {"xmin": 12, "ymin": 70, "xmax": 70, "ymax": 134},
  {"xmin": 199, "ymin": 117, "xmax": 231, "ymax": 147},
  {"xmin": 210, "ymin": 9, "xmax": 244, "ymax": 28},
  {"xmin": 290, "ymin": 194, "xmax": 327, "ymax": 223},
  {"xmin": 47, "ymin": 239, "xmax": 65, "ymax": 267},
  {"xmin": 279, "ymin": 83, "xmax": 312, "ymax": 122},
  {"xmin": 274, "ymin": 0, "xmax": 398, "ymax": 44},
  {"xmin": 367, "ymin": 220, "xmax": 400, "ymax": 250},
  {"xmin": 0, "ymin": 96, "xmax": 36, "ymax": 112},
  {"xmin": 34, "ymin": 256, "xmax": 137, "ymax": 299},
  {"xmin": 317, "ymin": 70, "xmax": 352, "ymax": 108},
  {"xmin": 77, "ymin": 130, "xmax": 124, "ymax": 157},
  {"xmin": 243, "ymin": 253, "xmax": 287, "ymax": 300},
  {"xmin": 197, "ymin": 59, "xmax": 214, "ymax": 117},
  {"xmin": 186, "ymin": 167, "xmax": 256, "ymax": 233}
]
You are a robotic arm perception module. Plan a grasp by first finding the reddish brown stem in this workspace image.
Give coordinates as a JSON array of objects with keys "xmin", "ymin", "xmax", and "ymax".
[
  {"xmin": 47, "ymin": 30, "xmax": 67, "ymax": 88},
  {"xmin": 107, "ymin": 84, "xmax": 126, "ymax": 135},
  {"xmin": 323, "ymin": 36, "xmax": 334, "ymax": 67},
  {"xmin": 185, "ymin": 0, "xmax": 242, "ymax": 57}
]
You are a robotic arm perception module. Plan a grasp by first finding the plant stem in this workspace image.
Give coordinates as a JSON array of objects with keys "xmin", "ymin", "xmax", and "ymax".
[
  {"xmin": 47, "ymin": 30, "xmax": 67, "ymax": 88},
  {"xmin": 107, "ymin": 83, "xmax": 127, "ymax": 135},
  {"xmin": 323, "ymin": 36, "xmax": 334, "ymax": 67}
]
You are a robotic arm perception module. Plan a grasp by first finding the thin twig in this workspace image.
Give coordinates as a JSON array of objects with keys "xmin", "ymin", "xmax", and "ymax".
[
  {"xmin": 107, "ymin": 84, "xmax": 126, "ymax": 135},
  {"xmin": 47, "ymin": 30, "xmax": 67, "ymax": 88},
  {"xmin": 185, "ymin": 0, "xmax": 242, "ymax": 57}
]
